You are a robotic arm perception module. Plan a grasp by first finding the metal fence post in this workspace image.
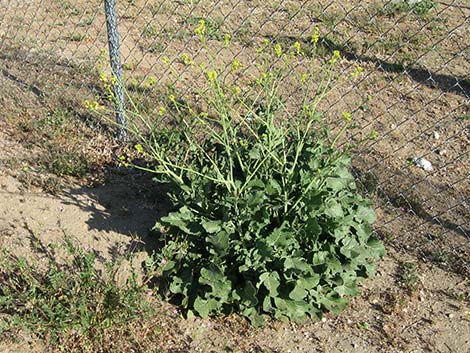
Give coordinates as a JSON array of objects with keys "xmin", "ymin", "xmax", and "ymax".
[{"xmin": 104, "ymin": 0, "xmax": 127, "ymax": 141}]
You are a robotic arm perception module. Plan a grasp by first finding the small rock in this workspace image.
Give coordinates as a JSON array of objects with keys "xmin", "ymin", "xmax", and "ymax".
[
  {"xmin": 438, "ymin": 149, "xmax": 447, "ymax": 156},
  {"xmin": 414, "ymin": 157, "xmax": 433, "ymax": 171},
  {"xmin": 448, "ymin": 313, "xmax": 455, "ymax": 319},
  {"xmin": 433, "ymin": 131, "xmax": 440, "ymax": 140},
  {"xmin": 321, "ymin": 317, "xmax": 327, "ymax": 323},
  {"xmin": 390, "ymin": 123, "xmax": 397, "ymax": 129}
]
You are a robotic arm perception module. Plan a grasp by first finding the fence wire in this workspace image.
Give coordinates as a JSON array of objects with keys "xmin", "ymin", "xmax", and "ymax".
[{"xmin": 0, "ymin": 0, "xmax": 469, "ymax": 275}]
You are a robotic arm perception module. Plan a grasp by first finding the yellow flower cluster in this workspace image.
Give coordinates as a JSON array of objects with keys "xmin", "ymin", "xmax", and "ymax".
[
  {"xmin": 206, "ymin": 70, "xmax": 218, "ymax": 82},
  {"xmin": 329, "ymin": 50, "xmax": 341, "ymax": 65},
  {"xmin": 223, "ymin": 33, "xmax": 231, "ymax": 46},
  {"xmin": 231, "ymin": 58, "xmax": 242, "ymax": 72},
  {"xmin": 181, "ymin": 53, "xmax": 194, "ymax": 66},
  {"xmin": 342, "ymin": 112, "xmax": 352, "ymax": 122},
  {"xmin": 194, "ymin": 19, "xmax": 206, "ymax": 39},
  {"xmin": 311, "ymin": 27, "xmax": 320, "ymax": 45},
  {"xmin": 83, "ymin": 100, "xmax": 104, "ymax": 111}
]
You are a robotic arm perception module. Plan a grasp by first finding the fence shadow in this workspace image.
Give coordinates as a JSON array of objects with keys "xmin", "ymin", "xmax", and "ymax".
[{"xmin": 273, "ymin": 35, "xmax": 470, "ymax": 98}]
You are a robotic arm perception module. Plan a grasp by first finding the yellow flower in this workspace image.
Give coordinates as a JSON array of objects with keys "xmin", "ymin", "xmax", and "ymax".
[
  {"xmin": 194, "ymin": 19, "xmax": 206, "ymax": 38},
  {"xmin": 169, "ymin": 94, "xmax": 176, "ymax": 103},
  {"xmin": 274, "ymin": 43, "xmax": 283, "ymax": 57},
  {"xmin": 223, "ymin": 33, "xmax": 231, "ymax": 46},
  {"xmin": 158, "ymin": 106, "xmax": 166, "ymax": 116},
  {"xmin": 329, "ymin": 50, "xmax": 341, "ymax": 65},
  {"xmin": 134, "ymin": 144, "xmax": 144, "ymax": 153},
  {"xmin": 206, "ymin": 70, "xmax": 218, "ymax": 82},
  {"xmin": 232, "ymin": 85, "xmax": 241, "ymax": 95},
  {"xmin": 342, "ymin": 112, "xmax": 352, "ymax": 122},
  {"xmin": 311, "ymin": 27, "xmax": 320, "ymax": 45},
  {"xmin": 147, "ymin": 76, "xmax": 157, "ymax": 86},
  {"xmin": 300, "ymin": 73, "xmax": 308, "ymax": 84},
  {"xmin": 83, "ymin": 100, "xmax": 103, "ymax": 111},
  {"xmin": 99, "ymin": 72, "xmax": 108, "ymax": 83},
  {"xmin": 370, "ymin": 130, "xmax": 378, "ymax": 140},
  {"xmin": 180, "ymin": 53, "xmax": 194, "ymax": 66},
  {"xmin": 231, "ymin": 58, "xmax": 242, "ymax": 72},
  {"xmin": 162, "ymin": 56, "xmax": 170, "ymax": 65},
  {"xmin": 350, "ymin": 65, "xmax": 364, "ymax": 78},
  {"xmin": 293, "ymin": 41, "xmax": 302, "ymax": 55}
]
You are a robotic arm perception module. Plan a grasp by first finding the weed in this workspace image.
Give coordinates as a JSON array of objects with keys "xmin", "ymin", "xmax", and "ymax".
[
  {"xmin": 117, "ymin": 27, "xmax": 384, "ymax": 326},
  {"xmin": 142, "ymin": 23, "xmax": 159, "ymax": 38},
  {"xmin": 185, "ymin": 16, "xmax": 224, "ymax": 40},
  {"xmin": 69, "ymin": 32, "xmax": 86, "ymax": 42},
  {"xmin": 10, "ymin": 109, "xmax": 106, "ymax": 183},
  {"xmin": 236, "ymin": 20, "xmax": 254, "ymax": 47},
  {"xmin": 357, "ymin": 321, "xmax": 370, "ymax": 330},
  {"xmin": 398, "ymin": 262, "xmax": 420, "ymax": 291},
  {"xmin": 122, "ymin": 62, "xmax": 135, "ymax": 71},
  {"xmin": 147, "ymin": 42, "xmax": 165, "ymax": 54},
  {"xmin": 381, "ymin": 0, "xmax": 437, "ymax": 18},
  {"xmin": 70, "ymin": 7, "xmax": 80, "ymax": 16},
  {"xmin": 0, "ymin": 239, "xmax": 158, "ymax": 351},
  {"xmin": 80, "ymin": 16, "xmax": 94, "ymax": 26}
]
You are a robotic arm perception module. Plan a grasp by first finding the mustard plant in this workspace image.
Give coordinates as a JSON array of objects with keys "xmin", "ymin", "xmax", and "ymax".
[{"xmin": 104, "ymin": 25, "xmax": 385, "ymax": 325}]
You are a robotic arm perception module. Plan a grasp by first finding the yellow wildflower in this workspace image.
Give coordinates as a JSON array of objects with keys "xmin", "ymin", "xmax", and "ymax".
[
  {"xmin": 293, "ymin": 41, "xmax": 302, "ymax": 55},
  {"xmin": 231, "ymin": 58, "xmax": 242, "ymax": 72},
  {"xmin": 223, "ymin": 33, "xmax": 231, "ymax": 46},
  {"xmin": 274, "ymin": 43, "xmax": 283, "ymax": 57},
  {"xmin": 329, "ymin": 50, "xmax": 341, "ymax": 65},
  {"xmin": 311, "ymin": 27, "xmax": 320, "ymax": 45},
  {"xmin": 194, "ymin": 19, "xmax": 206, "ymax": 38},
  {"xmin": 206, "ymin": 70, "xmax": 218, "ymax": 82},
  {"xmin": 181, "ymin": 53, "xmax": 194, "ymax": 66}
]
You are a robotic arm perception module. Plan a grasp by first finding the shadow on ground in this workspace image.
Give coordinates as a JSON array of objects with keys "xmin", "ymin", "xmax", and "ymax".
[{"xmin": 60, "ymin": 168, "xmax": 172, "ymax": 257}]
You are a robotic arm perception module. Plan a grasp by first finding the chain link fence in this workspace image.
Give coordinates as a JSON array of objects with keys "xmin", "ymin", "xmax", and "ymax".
[{"xmin": 1, "ymin": 0, "xmax": 469, "ymax": 274}]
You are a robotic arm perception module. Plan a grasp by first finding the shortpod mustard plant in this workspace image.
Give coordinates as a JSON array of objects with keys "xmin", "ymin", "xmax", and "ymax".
[{"xmin": 94, "ymin": 26, "xmax": 385, "ymax": 326}]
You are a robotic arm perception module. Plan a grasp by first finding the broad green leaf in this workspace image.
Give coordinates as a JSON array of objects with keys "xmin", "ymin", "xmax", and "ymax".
[
  {"xmin": 201, "ymin": 220, "xmax": 222, "ymax": 233},
  {"xmin": 193, "ymin": 297, "xmax": 210, "ymax": 318},
  {"xmin": 263, "ymin": 296, "xmax": 273, "ymax": 312},
  {"xmin": 206, "ymin": 231, "xmax": 229, "ymax": 256},
  {"xmin": 297, "ymin": 275, "xmax": 320, "ymax": 290},
  {"xmin": 367, "ymin": 238, "xmax": 386, "ymax": 258},
  {"xmin": 355, "ymin": 206, "xmax": 376, "ymax": 224},
  {"xmin": 243, "ymin": 307, "xmax": 265, "ymax": 327},
  {"xmin": 284, "ymin": 257, "xmax": 311, "ymax": 274},
  {"xmin": 289, "ymin": 285, "xmax": 307, "ymax": 301},
  {"xmin": 259, "ymin": 271, "xmax": 280, "ymax": 297},
  {"xmin": 239, "ymin": 281, "xmax": 258, "ymax": 307},
  {"xmin": 325, "ymin": 199, "xmax": 343, "ymax": 219}
]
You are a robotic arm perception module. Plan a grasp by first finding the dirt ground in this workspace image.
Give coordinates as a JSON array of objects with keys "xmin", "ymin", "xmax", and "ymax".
[{"xmin": 1, "ymin": 0, "xmax": 469, "ymax": 352}]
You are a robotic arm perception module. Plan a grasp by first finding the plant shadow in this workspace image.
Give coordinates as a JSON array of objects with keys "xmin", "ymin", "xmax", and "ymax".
[{"xmin": 60, "ymin": 167, "xmax": 173, "ymax": 260}]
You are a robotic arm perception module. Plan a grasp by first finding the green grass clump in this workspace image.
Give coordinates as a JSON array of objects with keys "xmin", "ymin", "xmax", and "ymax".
[
  {"xmin": 382, "ymin": 0, "xmax": 437, "ymax": 18},
  {"xmin": 0, "ymin": 239, "xmax": 157, "ymax": 351}
]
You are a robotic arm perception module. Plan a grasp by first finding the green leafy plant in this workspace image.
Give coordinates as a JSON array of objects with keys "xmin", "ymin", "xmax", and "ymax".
[{"xmin": 112, "ymin": 24, "xmax": 385, "ymax": 326}]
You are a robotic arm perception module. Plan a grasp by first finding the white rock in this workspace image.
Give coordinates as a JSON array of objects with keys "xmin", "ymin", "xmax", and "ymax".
[
  {"xmin": 433, "ymin": 131, "xmax": 440, "ymax": 140},
  {"xmin": 414, "ymin": 157, "xmax": 433, "ymax": 171}
]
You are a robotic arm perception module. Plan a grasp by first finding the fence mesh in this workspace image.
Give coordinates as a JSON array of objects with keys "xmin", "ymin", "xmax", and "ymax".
[{"xmin": 1, "ymin": 0, "xmax": 469, "ymax": 275}]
